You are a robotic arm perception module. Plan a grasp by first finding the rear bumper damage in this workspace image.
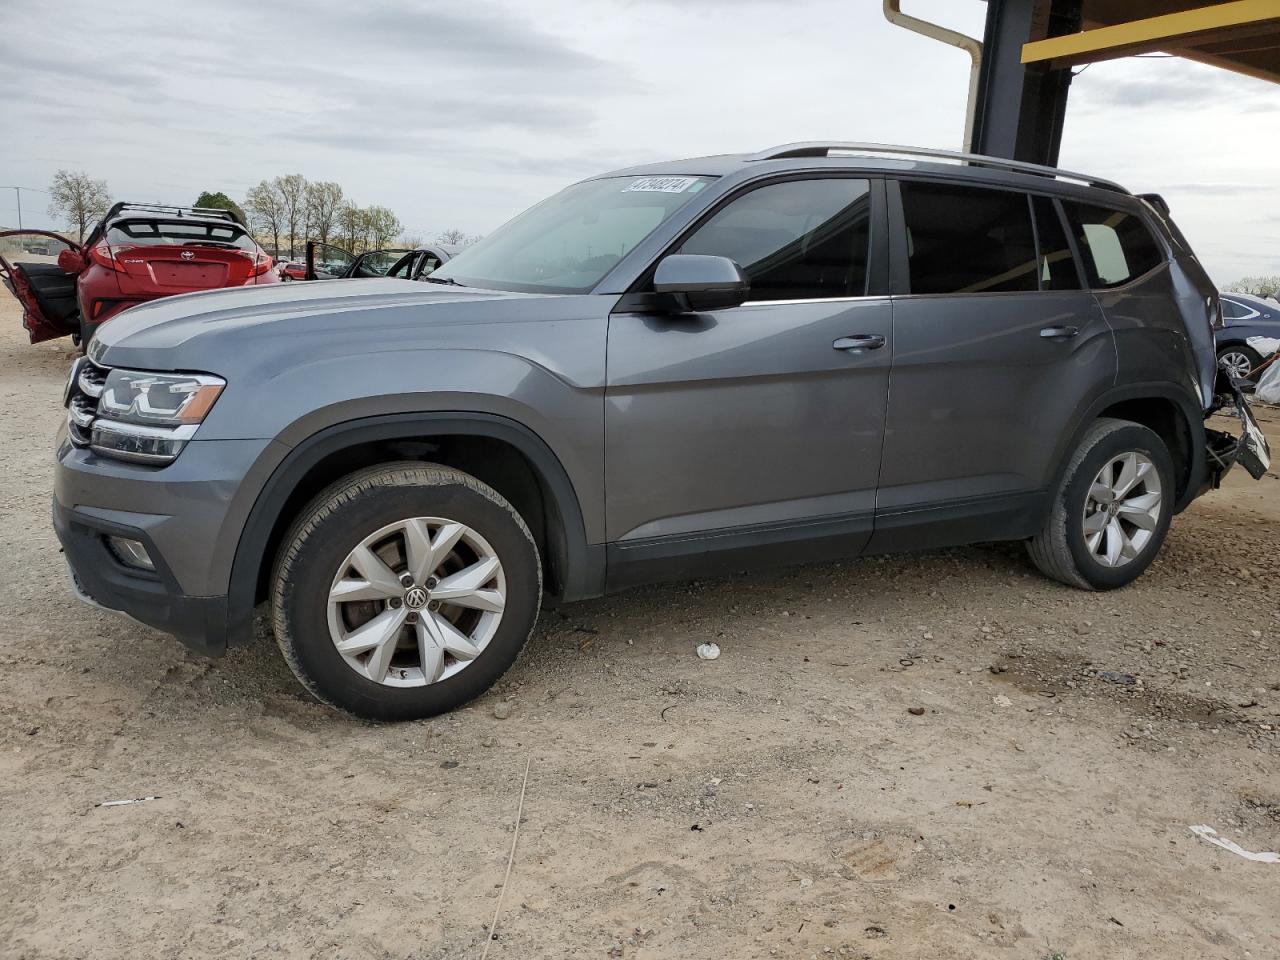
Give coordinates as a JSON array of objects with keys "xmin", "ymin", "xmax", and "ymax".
[{"xmin": 1204, "ymin": 375, "xmax": 1271, "ymax": 491}]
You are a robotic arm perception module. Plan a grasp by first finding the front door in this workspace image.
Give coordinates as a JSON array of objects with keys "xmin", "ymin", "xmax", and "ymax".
[
  {"xmin": 0, "ymin": 230, "xmax": 83, "ymax": 342},
  {"xmin": 605, "ymin": 176, "xmax": 892, "ymax": 583},
  {"xmin": 869, "ymin": 180, "xmax": 1116, "ymax": 551}
]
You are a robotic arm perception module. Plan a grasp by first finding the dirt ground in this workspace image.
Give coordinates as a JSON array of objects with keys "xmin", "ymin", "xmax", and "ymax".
[{"xmin": 1, "ymin": 296, "xmax": 1278, "ymax": 960}]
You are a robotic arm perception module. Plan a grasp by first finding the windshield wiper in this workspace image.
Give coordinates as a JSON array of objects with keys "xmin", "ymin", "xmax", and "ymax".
[{"xmin": 419, "ymin": 275, "xmax": 462, "ymax": 286}]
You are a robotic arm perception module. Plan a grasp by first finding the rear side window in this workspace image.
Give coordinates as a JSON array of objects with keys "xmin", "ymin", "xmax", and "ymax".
[
  {"xmin": 678, "ymin": 178, "xmax": 872, "ymax": 301},
  {"xmin": 1031, "ymin": 196, "xmax": 1080, "ymax": 291},
  {"xmin": 899, "ymin": 182, "xmax": 1037, "ymax": 295},
  {"xmin": 1061, "ymin": 201, "xmax": 1164, "ymax": 288},
  {"xmin": 1220, "ymin": 297, "xmax": 1256, "ymax": 321}
]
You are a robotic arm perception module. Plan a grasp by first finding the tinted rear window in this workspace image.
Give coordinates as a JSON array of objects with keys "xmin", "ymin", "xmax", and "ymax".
[
  {"xmin": 1060, "ymin": 201, "xmax": 1164, "ymax": 289},
  {"xmin": 106, "ymin": 220, "xmax": 255, "ymax": 251},
  {"xmin": 900, "ymin": 182, "xmax": 1038, "ymax": 295},
  {"xmin": 1032, "ymin": 196, "xmax": 1080, "ymax": 291}
]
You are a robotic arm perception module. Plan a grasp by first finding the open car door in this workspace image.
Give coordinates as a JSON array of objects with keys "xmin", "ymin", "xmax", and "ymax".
[
  {"xmin": 305, "ymin": 241, "xmax": 415, "ymax": 280},
  {"xmin": 305, "ymin": 241, "xmax": 358, "ymax": 280},
  {"xmin": 0, "ymin": 230, "xmax": 83, "ymax": 343}
]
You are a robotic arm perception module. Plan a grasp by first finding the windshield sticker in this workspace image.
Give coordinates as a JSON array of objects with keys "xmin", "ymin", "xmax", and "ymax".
[{"xmin": 624, "ymin": 176, "xmax": 701, "ymax": 194}]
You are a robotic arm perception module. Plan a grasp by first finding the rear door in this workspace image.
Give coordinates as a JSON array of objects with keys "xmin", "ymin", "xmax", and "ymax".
[
  {"xmin": 870, "ymin": 180, "xmax": 1114, "ymax": 551},
  {"xmin": 605, "ymin": 175, "xmax": 892, "ymax": 580},
  {"xmin": 0, "ymin": 230, "xmax": 82, "ymax": 342}
]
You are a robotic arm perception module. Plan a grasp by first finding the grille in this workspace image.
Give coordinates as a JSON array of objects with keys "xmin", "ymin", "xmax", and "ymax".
[{"xmin": 66, "ymin": 358, "xmax": 107, "ymax": 447}]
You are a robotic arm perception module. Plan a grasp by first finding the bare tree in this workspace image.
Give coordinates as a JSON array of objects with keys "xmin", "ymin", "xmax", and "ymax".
[
  {"xmin": 338, "ymin": 202, "xmax": 363, "ymax": 252},
  {"xmin": 245, "ymin": 180, "xmax": 285, "ymax": 256},
  {"xmin": 275, "ymin": 174, "xmax": 308, "ymax": 258},
  {"xmin": 305, "ymin": 181, "xmax": 344, "ymax": 246},
  {"xmin": 366, "ymin": 206, "xmax": 404, "ymax": 251},
  {"xmin": 48, "ymin": 170, "xmax": 111, "ymax": 242},
  {"xmin": 1223, "ymin": 276, "xmax": 1280, "ymax": 300},
  {"xmin": 436, "ymin": 227, "xmax": 478, "ymax": 246}
]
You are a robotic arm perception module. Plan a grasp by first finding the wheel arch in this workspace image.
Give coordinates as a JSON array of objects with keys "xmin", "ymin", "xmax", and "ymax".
[
  {"xmin": 224, "ymin": 412, "xmax": 603, "ymax": 647},
  {"xmin": 1050, "ymin": 384, "xmax": 1205, "ymax": 515}
]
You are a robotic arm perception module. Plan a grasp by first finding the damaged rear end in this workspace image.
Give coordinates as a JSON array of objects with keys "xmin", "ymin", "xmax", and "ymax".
[
  {"xmin": 1139, "ymin": 195, "xmax": 1272, "ymax": 491},
  {"xmin": 1205, "ymin": 371, "xmax": 1271, "ymax": 485}
]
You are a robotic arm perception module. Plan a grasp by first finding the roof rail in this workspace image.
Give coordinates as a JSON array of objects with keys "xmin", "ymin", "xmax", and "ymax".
[
  {"xmin": 104, "ymin": 201, "xmax": 245, "ymax": 226},
  {"xmin": 745, "ymin": 142, "xmax": 1130, "ymax": 195}
]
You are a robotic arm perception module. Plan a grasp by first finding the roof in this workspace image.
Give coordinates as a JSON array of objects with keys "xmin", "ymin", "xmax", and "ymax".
[{"xmin": 596, "ymin": 142, "xmax": 1133, "ymax": 198}]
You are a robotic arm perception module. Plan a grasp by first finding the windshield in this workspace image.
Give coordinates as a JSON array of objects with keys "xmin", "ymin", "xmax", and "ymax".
[
  {"xmin": 106, "ymin": 220, "xmax": 256, "ymax": 251},
  {"xmin": 429, "ymin": 175, "xmax": 714, "ymax": 294}
]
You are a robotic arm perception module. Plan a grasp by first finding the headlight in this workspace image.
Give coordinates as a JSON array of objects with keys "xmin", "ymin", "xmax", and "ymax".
[
  {"xmin": 98, "ymin": 370, "xmax": 225, "ymax": 426},
  {"xmin": 90, "ymin": 369, "xmax": 225, "ymax": 465}
]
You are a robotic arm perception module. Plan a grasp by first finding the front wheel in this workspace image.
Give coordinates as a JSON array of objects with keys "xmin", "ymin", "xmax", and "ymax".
[
  {"xmin": 1027, "ymin": 418, "xmax": 1175, "ymax": 590},
  {"xmin": 271, "ymin": 462, "xmax": 542, "ymax": 720}
]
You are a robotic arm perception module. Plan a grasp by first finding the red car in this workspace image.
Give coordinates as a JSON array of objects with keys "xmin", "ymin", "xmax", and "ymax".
[
  {"xmin": 278, "ymin": 260, "xmax": 307, "ymax": 281},
  {"xmin": 0, "ymin": 202, "xmax": 277, "ymax": 344}
]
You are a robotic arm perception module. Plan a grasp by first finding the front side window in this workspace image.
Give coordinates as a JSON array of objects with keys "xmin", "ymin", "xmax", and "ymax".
[
  {"xmin": 677, "ymin": 178, "xmax": 872, "ymax": 301},
  {"xmin": 900, "ymin": 182, "xmax": 1038, "ymax": 295},
  {"xmin": 429, "ymin": 175, "xmax": 713, "ymax": 294},
  {"xmin": 1061, "ymin": 200, "xmax": 1164, "ymax": 289}
]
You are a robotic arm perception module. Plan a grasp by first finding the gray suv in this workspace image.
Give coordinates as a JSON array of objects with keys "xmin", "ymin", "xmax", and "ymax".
[{"xmin": 55, "ymin": 142, "xmax": 1270, "ymax": 720}]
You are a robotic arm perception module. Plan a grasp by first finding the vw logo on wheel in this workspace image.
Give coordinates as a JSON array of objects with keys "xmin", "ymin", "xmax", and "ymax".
[
  {"xmin": 181, "ymin": 250, "xmax": 196, "ymax": 260},
  {"xmin": 403, "ymin": 586, "xmax": 429, "ymax": 609}
]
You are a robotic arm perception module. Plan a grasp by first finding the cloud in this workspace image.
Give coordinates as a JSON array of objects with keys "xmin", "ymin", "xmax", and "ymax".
[
  {"xmin": 1166, "ymin": 183, "xmax": 1275, "ymax": 196},
  {"xmin": 2, "ymin": 0, "xmax": 1276, "ymax": 282}
]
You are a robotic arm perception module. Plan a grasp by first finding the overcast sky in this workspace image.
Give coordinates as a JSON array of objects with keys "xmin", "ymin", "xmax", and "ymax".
[{"xmin": 1, "ymin": 0, "xmax": 1276, "ymax": 283}]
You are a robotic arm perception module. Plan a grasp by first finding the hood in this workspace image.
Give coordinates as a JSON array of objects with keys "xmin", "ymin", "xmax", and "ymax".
[{"xmin": 89, "ymin": 278, "xmax": 582, "ymax": 371}]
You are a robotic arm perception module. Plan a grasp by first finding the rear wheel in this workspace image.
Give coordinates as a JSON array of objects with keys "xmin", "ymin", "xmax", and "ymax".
[
  {"xmin": 271, "ymin": 462, "xmax": 541, "ymax": 720},
  {"xmin": 1218, "ymin": 344, "xmax": 1262, "ymax": 381},
  {"xmin": 1027, "ymin": 418, "xmax": 1175, "ymax": 590}
]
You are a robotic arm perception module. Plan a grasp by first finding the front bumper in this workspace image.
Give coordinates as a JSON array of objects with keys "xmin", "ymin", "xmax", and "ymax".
[
  {"xmin": 55, "ymin": 497, "xmax": 232, "ymax": 656},
  {"xmin": 54, "ymin": 432, "xmax": 275, "ymax": 656}
]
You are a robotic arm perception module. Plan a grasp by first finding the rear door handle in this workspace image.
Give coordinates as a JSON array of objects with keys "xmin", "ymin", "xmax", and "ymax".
[
  {"xmin": 1040, "ymin": 325, "xmax": 1080, "ymax": 339},
  {"xmin": 833, "ymin": 334, "xmax": 886, "ymax": 352}
]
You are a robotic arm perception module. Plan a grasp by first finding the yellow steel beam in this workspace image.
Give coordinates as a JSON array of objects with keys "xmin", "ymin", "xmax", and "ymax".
[{"xmin": 1021, "ymin": 0, "xmax": 1280, "ymax": 66}]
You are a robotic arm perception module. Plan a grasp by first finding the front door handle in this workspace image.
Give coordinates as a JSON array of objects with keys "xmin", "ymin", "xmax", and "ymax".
[
  {"xmin": 1040, "ymin": 325, "xmax": 1080, "ymax": 339},
  {"xmin": 833, "ymin": 334, "xmax": 886, "ymax": 352}
]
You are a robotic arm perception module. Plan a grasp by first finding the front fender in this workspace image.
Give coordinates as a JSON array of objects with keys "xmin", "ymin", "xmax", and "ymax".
[{"xmin": 218, "ymin": 411, "xmax": 604, "ymax": 647}]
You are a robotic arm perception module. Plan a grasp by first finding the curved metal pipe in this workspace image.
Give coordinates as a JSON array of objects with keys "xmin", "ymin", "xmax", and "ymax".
[{"xmin": 883, "ymin": 0, "xmax": 984, "ymax": 151}]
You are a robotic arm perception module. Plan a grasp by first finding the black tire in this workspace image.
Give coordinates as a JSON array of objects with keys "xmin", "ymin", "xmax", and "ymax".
[
  {"xmin": 1217, "ymin": 343, "xmax": 1263, "ymax": 381},
  {"xmin": 271, "ymin": 462, "xmax": 541, "ymax": 721},
  {"xmin": 1026, "ymin": 418, "xmax": 1175, "ymax": 591}
]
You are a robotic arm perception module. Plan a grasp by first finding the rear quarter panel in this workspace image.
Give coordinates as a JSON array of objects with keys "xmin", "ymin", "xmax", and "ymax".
[{"xmin": 1100, "ymin": 260, "xmax": 1209, "ymax": 408}]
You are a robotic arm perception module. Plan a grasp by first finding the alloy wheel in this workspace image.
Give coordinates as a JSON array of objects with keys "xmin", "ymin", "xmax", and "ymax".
[
  {"xmin": 1081, "ymin": 452, "xmax": 1163, "ymax": 568},
  {"xmin": 326, "ymin": 516, "xmax": 506, "ymax": 686},
  {"xmin": 1219, "ymin": 351, "xmax": 1253, "ymax": 380}
]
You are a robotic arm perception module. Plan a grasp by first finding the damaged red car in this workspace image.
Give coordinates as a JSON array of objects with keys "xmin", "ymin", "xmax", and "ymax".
[{"xmin": 0, "ymin": 203, "xmax": 277, "ymax": 345}]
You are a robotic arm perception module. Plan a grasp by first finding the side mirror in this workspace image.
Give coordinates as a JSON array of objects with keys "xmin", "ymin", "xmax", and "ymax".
[
  {"xmin": 653, "ymin": 254, "xmax": 749, "ymax": 312},
  {"xmin": 57, "ymin": 248, "xmax": 85, "ymax": 275}
]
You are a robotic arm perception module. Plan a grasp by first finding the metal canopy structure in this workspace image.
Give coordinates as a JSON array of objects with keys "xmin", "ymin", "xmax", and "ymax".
[
  {"xmin": 888, "ymin": 1, "xmax": 1280, "ymax": 166},
  {"xmin": 1022, "ymin": 0, "xmax": 1280, "ymax": 85}
]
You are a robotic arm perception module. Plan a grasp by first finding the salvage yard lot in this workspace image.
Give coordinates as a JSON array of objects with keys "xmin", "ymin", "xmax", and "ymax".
[{"xmin": 1, "ymin": 296, "xmax": 1277, "ymax": 960}]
